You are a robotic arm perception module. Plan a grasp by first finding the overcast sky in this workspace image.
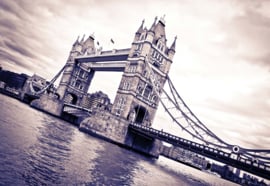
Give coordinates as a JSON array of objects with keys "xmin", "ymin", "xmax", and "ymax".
[{"xmin": 0, "ymin": 0, "xmax": 269, "ymax": 150}]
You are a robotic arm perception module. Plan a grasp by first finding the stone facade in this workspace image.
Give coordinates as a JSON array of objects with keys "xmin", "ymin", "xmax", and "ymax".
[
  {"xmin": 79, "ymin": 110, "xmax": 162, "ymax": 157},
  {"xmin": 56, "ymin": 35, "xmax": 96, "ymax": 105},
  {"xmin": 111, "ymin": 17, "xmax": 176, "ymax": 127}
]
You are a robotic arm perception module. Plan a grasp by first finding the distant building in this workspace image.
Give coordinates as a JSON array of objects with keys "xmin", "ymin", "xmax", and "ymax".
[
  {"xmin": 21, "ymin": 74, "xmax": 50, "ymax": 102},
  {"xmin": 0, "ymin": 70, "xmax": 28, "ymax": 90},
  {"xmin": 81, "ymin": 91, "xmax": 112, "ymax": 112}
]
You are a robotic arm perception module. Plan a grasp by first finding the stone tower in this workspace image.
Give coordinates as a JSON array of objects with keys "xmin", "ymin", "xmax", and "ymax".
[
  {"xmin": 111, "ymin": 17, "xmax": 176, "ymax": 126},
  {"xmin": 56, "ymin": 35, "xmax": 96, "ymax": 105}
]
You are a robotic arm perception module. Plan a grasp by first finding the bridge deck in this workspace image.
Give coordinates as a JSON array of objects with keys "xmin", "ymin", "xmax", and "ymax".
[{"xmin": 129, "ymin": 123, "xmax": 270, "ymax": 180}]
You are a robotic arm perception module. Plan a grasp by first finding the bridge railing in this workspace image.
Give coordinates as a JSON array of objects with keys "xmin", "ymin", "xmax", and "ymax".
[{"xmin": 63, "ymin": 103, "xmax": 92, "ymax": 113}]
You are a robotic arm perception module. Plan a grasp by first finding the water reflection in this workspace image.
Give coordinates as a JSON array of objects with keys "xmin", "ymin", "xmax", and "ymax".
[
  {"xmin": 0, "ymin": 95, "xmax": 236, "ymax": 186},
  {"xmin": 88, "ymin": 143, "xmax": 144, "ymax": 185},
  {"xmin": 23, "ymin": 116, "xmax": 74, "ymax": 185}
]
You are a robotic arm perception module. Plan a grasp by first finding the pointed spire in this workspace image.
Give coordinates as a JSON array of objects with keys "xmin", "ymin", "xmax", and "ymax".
[
  {"xmin": 159, "ymin": 14, "xmax": 166, "ymax": 26},
  {"xmin": 136, "ymin": 19, "xmax": 145, "ymax": 34},
  {"xmin": 169, "ymin": 36, "xmax": 177, "ymax": 52},
  {"xmin": 80, "ymin": 34, "xmax": 85, "ymax": 43},
  {"xmin": 150, "ymin": 16, "xmax": 158, "ymax": 31},
  {"xmin": 73, "ymin": 35, "xmax": 80, "ymax": 46},
  {"xmin": 89, "ymin": 32, "xmax": 95, "ymax": 40}
]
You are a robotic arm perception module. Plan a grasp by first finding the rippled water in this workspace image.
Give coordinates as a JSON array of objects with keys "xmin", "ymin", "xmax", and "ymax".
[{"xmin": 0, "ymin": 94, "xmax": 236, "ymax": 185}]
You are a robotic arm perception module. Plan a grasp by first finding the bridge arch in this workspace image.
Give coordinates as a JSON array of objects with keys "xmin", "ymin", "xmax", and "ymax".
[
  {"xmin": 128, "ymin": 105, "xmax": 150, "ymax": 125},
  {"xmin": 64, "ymin": 93, "xmax": 78, "ymax": 105}
]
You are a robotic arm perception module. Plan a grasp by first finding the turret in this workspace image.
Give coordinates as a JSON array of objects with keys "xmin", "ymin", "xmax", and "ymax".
[
  {"xmin": 71, "ymin": 36, "xmax": 82, "ymax": 52},
  {"xmin": 168, "ymin": 36, "xmax": 177, "ymax": 60},
  {"xmin": 149, "ymin": 16, "xmax": 157, "ymax": 32},
  {"xmin": 134, "ymin": 19, "xmax": 145, "ymax": 42},
  {"xmin": 82, "ymin": 33, "xmax": 96, "ymax": 55}
]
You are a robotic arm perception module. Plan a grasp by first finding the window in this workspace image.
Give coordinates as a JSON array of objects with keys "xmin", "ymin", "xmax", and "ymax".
[
  {"xmin": 129, "ymin": 65, "xmax": 137, "ymax": 73},
  {"xmin": 75, "ymin": 80, "xmax": 81, "ymax": 88},
  {"xmin": 143, "ymin": 85, "xmax": 152, "ymax": 98},
  {"xmin": 153, "ymin": 61, "xmax": 160, "ymax": 68},
  {"xmin": 71, "ymin": 79, "xmax": 75, "ymax": 86},
  {"xmin": 136, "ymin": 44, "xmax": 142, "ymax": 50},
  {"xmin": 79, "ymin": 70, "xmax": 84, "ymax": 78},
  {"xmin": 75, "ymin": 68, "xmax": 80, "ymax": 76},
  {"xmin": 123, "ymin": 81, "xmax": 130, "ymax": 90},
  {"xmin": 115, "ymin": 97, "xmax": 126, "ymax": 116},
  {"xmin": 143, "ymin": 70, "xmax": 148, "ymax": 77},
  {"xmin": 152, "ymin": 95, "xmax": 157, "ymax": 102}
]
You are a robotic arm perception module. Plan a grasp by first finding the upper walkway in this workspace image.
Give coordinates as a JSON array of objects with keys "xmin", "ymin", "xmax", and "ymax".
[{"xmin": 75, "ymin": 48, "xmax": 130, "ymax": 71}]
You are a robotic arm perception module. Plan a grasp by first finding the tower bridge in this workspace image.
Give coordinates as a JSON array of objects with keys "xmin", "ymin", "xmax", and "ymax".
[{"xmin": 30, "ymin": 17, "xmax": 270, "ymax": 181}]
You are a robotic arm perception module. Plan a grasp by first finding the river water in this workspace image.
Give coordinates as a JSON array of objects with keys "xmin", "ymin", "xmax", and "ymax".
[{"xmin": 0, "ymin": 94, "xmax": 236, "ymax": 186}]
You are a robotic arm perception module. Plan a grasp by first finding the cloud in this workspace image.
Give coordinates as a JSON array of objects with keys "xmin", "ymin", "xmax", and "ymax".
[{"xmin": 214, "ymin": 1, "xmax": 270, "ymax": 69}]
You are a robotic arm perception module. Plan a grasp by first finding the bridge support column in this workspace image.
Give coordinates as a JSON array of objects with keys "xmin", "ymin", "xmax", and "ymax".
[
  {"xmin": 79, "ymin": 112, "xmax": 162, "ymax": 158},
  {"xmin": 124, "ymin": 129, "xmax": 162, "ymax": 158}
]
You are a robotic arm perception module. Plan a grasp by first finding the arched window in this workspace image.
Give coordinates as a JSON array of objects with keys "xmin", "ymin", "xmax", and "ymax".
[
  {"xmin": 161, "ymin": 46, "xmax": 164, "ymax": 52},
  {"xmin": 71, "ymin": 79, "xmax": 76, "ymax": 86},
  {"xmin": 79, "ymin": 70, "xmax": 84, "ymax": 78},
  {"xmin": 123, "ymin": 81, "xmax": 130, "ymax": 90},
  {"xmin": 152, "ymin": 95, "xmax": 157, "ymax": 102},
  {"xmin": 64, "ymin": 93, "xmax": 78, "ymax": 105},
  {"xmin": 115, "ymin": 97, "xmax": 126, "ymax": 116},
  {"xmin": 143, "ymin": 70, "xmax": 148, "ymax": 77},
  {"xmin": 75, "ymin": 80, "xmax": 81, "ymax": 88},
  {"xmin": 143, "ymin": 85, "xmax": 152, "ymax": 98}
]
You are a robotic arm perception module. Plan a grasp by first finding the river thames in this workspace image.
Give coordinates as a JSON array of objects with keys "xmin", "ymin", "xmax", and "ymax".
[{"xmin": 0, "ymin": 94, "xmax": 237, "ymax": 186}]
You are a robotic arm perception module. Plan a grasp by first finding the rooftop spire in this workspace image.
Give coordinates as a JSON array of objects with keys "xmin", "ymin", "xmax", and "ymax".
[
  {"xmin": 136, "ymin": 19, "xmax": 145, "ymax": 34},
  {"xmin": 169, "ymin": 36, "xmax": 177, "ymax": 52},
  {"xmin": 73, "ymin": 35, "xmax": 80, "ymax": 46},
  {"xmin": 89, "ymin": 32, "xmax": 95, "ymax": 40},
  {"xmin": 80, "ymin": 34, "xmax": 85, "ymax": 43},
  {"xmin": 150, "ymin": 16, "xmax": 158, "ymax": 31},
  {"xmin": 160, "ymin": 14, "xmax": 166, "ymax": 25}
]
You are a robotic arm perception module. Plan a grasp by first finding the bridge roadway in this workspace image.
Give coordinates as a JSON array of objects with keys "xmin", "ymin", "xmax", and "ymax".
[{"xmin": 129, "ymin": 123, "xmax": 270, "ymax": 180}]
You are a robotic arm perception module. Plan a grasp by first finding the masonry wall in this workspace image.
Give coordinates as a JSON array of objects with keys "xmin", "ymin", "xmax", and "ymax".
[{"xmin": 79, "ymin": 111, "xmax": 162, "ymax": 157}]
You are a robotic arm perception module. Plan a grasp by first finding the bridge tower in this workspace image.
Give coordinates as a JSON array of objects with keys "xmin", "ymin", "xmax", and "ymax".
[
  {"xmin": 56, "ymin": 35, "xmax": 96, "ymax": 105},
  {"xmin": 111, "ymin": 17, "xmax": 176, "ymax": 126}
]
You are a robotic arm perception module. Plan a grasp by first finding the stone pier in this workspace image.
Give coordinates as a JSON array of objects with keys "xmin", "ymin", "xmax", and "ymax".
[{"xmin": 79, "ymin": 110, "xmax": 162, "ymax": 158}]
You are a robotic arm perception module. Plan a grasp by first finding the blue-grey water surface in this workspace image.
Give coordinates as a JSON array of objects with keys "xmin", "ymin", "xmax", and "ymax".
[{"xmin": 0, "ymin": 94, "xmax": 236, "ymax": 186}]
